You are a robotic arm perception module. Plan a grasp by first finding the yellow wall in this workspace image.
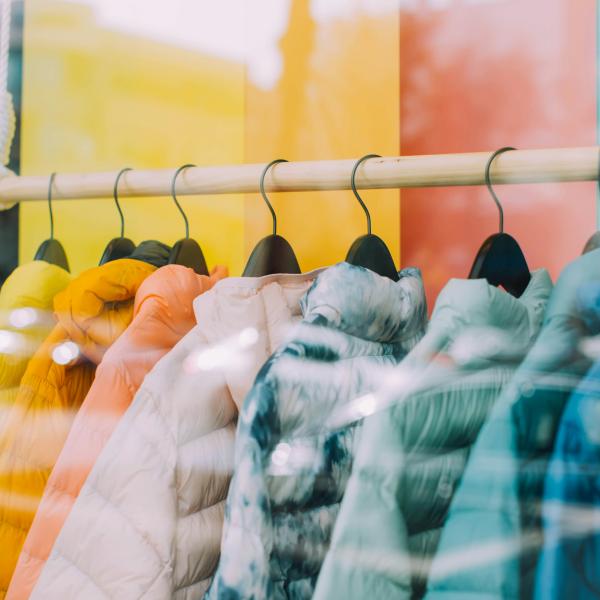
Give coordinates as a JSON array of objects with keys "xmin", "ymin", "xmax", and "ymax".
[
  {"xmin": 20, "ymin": 0, "xmax": 246, "ymax": 275},
  {"xmin": 19, "ymin": 0, "xmax": 400, "ymax": 276}
]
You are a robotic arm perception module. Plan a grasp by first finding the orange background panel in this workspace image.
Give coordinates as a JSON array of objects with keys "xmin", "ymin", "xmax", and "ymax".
[{"xmin": 243, "ymin": 0, "xmax": 400, "ymax": 273}]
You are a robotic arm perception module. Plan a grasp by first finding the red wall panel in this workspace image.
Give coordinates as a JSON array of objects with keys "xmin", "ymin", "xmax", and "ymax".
[{"xmin": 400, "ymin": 0, "xmax": 597, "ymax": 307}]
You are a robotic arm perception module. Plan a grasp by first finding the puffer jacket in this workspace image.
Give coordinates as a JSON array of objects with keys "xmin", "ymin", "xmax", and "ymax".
[
  {"xmin": 7, "ymin": 265, "xmax": 226, "ymax": 600},
  {"xmin": 0, "ymin": 258, "xmax": 156, "ymax": 598},
  {"xmin": 30, "ymin": 269, "xmax": 323, "ymax": 600},
  {"xmin": 0, "ymin": 261, "xmax": 71, "ymax": 429},
  {"xmin": 426, "ymin": 249, "xmax": 600, "ymax": 600},
  {"xmin": 207, "ymin": 263, "xmax": 428, "ymax": 600},
  {"xmin": 534, "ymin": 282, "xmax": 600, "ymax": 600},
  {"xmin": 313, "ymin": 268, "xmax": 553, "ymax": 600}
]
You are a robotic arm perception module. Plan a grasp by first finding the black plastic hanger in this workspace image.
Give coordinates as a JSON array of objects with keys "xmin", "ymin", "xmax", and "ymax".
[
  {"xmin": 345, "ymin": 154, "xmax": 399, "ymax": 281},
  {"xmin": 242, "ymin": 159, "xmax": 301, "ymax": 277},
  {"xmin": 167, "ymin": 164, "xmax": 209, "ymax": 275},
  {"xmin": 34, "ymin": 172, "xmax": 70, "ymax": 271},
  {"xmin": 469, "ymin": 146, "xmax": 531, "ymax": 297},
  {"xmin": 583, "ymin": 232, "xmax": 600, "ymax": 254},
  {"xmin": 99, "ymin": 167, "xmax": 136, "ymax": 265},
  {"xmin": 582, "ymin": 149, "xmax": 600, "ymax": 254}
]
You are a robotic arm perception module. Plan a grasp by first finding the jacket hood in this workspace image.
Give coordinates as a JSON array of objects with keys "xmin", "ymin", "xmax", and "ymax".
[
  {"xmin": 0, "ymin": 262, "xmax": 71, "ymax": 397},
  {"xmin": 544, "ymin": 248, "xmax": 600, "ymax": 324},
  {"xmin": 192, "ymin": 269, "xmax": 323, "ymax": 409},
  {"xmin": 0, "ymin": 261, "xmax": 71, "ymax": 312},
  {"xmin": 413, "ymin": 268, "xmax": 553, "ymax": 365},
  {"xmin": 132, "ymin": 264, "xmax": 227, "ymax": 337},
  {"xmin": 53, "ymin": 258, "xmax": 156, "ymax": 364},
  {"xmin": 299, "ymin": 263, "xmax": 427, "ymax": 347}
]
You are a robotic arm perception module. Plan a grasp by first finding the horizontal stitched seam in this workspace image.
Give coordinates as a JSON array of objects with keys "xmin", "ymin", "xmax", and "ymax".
[
  {"xmin": 178, "ymin": 498, "xmax": 225, "ymax": 520},
  {"xmin": 174, "ymin": 574, "xmax": 211, "ymax": 593}
]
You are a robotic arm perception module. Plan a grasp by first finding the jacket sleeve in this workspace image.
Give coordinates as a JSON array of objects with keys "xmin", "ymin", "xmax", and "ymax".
[
  {"xmin": 205, "ymin": 369, "xmax": 280, "ymax": 600},
  {"xmin": 30, "ymin": 325, "xmax": 238, "ymax": 600}
]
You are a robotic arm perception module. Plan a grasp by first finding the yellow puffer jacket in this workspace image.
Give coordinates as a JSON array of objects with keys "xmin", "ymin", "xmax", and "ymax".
[
  {"xmin": 0, "ymin": 258, "xmax": 156, "ymax": 598},
  {"xmin": 0, "ymin": 261, "xmax": 71, "ymax": 431}
]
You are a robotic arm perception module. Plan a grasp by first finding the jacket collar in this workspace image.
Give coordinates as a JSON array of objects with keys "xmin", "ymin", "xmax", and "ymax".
[
  {"xmin": 299, "ymin": 263, "xmax": 427, "ymax": 348},
  {"xmin": 414, "ymin": 268, "xmax": 553, "ymax": 365},
  {"xmin": 53, "ymin": 259, "xmax": 156, "ymax": 364},
  {"xmin": 0, "ymin": 261, "xmax": 71, "ymax": 312}
]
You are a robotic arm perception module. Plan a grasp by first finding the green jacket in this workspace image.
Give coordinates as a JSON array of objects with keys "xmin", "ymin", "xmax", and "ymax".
[{"xmin": 313, "ymin": 268, "xmax": 553, "ymax": 600}]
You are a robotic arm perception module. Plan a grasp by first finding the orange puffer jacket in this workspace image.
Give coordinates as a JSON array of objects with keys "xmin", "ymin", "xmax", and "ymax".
[
  {"xmin": 0, "ymin": 258, "xmax": 155, "ymax": 599},
  {"xmin": 6, "ymin": 264, "xmax": 226, "ymax": 600}
]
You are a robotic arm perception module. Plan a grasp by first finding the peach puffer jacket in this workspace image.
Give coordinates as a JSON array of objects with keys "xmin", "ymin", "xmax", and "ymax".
[{"xmin": 0, "ymin": 258, "xmax": 156, "ymax": 598}]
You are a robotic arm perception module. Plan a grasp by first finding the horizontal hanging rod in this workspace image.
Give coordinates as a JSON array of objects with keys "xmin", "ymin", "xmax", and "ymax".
[{"xmin": 0, "ymin": 146, "xmax": 597, "ymax": 205}]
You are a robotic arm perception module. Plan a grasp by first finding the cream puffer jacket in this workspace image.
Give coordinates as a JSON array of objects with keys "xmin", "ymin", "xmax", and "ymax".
[{"xmin": 30, "ymin": 270, "xmax": 322, "ymax": 600}]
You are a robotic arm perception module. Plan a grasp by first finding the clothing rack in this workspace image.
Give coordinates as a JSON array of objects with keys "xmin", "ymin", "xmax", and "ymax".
[{"xmin": 0, "ymin": 146, "xmax": 597, "ymax": 206}]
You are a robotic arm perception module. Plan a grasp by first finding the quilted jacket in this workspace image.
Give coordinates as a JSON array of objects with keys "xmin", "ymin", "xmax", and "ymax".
[
  {"xmin": 30, "ymin": 270, "xmax": 322, "ymax": 600},
  {"xmin": 534, "ymin": 282, "xmax": 600, "ymax": 599},
  {"xmin": 207, "ymin": 263, "xmax": 428, "ymax": 600},
  {"xmin": 0, "ymin": 258, "xmax": 156, "ymax": 598},
  {"xmin": 0, "ymin": 261, "xmax": 71, "ymax": 430},
  {"xmin": 426, "ymin": 249, "xmax": 600, "ymax": 600},
  {"xmin": 313, "ymin": 269, "xmax": 553, "ymax": 600},
  {"xmin": 7, "ymin": 265, "xmax": 226, "ymax": 600}
]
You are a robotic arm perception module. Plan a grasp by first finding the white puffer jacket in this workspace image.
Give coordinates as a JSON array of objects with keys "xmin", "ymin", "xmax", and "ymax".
[{"xmin": 30, "ymin": 270, "xmax": 322, "ymax": 600}]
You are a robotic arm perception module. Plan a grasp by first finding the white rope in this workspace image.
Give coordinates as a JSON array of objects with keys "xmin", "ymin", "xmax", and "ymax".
[{"xmin": 0, "ymin": 0, "xmax": 16, "ymax": 169}]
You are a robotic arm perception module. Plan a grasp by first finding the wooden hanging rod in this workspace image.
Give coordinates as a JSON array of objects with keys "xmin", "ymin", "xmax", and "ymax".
[{"xmin": 0, "ymin": 146, "xmax": 597, "ymax": 205}]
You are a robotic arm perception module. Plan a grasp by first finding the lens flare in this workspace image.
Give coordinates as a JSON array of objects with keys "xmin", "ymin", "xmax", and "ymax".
[
  {"xmin": 8, "ymin": 307, "xmax": 39, "ymax": 329},
  {"xmin": 184, "ymin": 328, "xmax": 259, "ymax": 374},
  {"xmin": 52, "ymin": 341, "xmax": 80, "ymax": 365},
  {"xmin": 0, "ymin": 330, "xmax": 22, "ymax": 353}
]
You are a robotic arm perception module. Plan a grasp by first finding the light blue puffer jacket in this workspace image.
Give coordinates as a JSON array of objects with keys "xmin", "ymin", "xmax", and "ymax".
[{"xmin": 206, "ymin": 263, "xmax": 428, "ymax": 599}]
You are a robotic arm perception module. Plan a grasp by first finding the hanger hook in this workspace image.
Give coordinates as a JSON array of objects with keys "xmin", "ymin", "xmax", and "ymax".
[
  {"xmin": 113, "ymin": 167, "xmax": 132, "ymax": 238},
  {"xmin": 171, "ymin": 164, "xmax": 196, "ymax": 239},
  {"xmin": 351, "ymin": 154, "xmax": 381, "ymax": 235},
  {"xmin": 260, "ymin": 159, "xmax": 287, "ymax": 236},
  {"xmin": 485, "ymin": 147, "xmax": 516, "ymax": 234},
  {"xmin": 47, "ymin": 172, "xmax": 57, "ymax": 240}
]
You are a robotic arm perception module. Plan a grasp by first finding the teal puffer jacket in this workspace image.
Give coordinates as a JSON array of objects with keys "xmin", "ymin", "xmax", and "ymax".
[
  {"xmin": 313, "ymin": 268, "xmax": 553, "ymax": 600},
  {"xmin": 426, "ymin": 250, "xmax": 600, "ymax": 600}
]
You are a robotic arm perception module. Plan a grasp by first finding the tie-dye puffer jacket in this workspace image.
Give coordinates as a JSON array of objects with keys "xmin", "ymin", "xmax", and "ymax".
[{"xmin": 206, "ymin": 263, "xmax": 428, "ymax": 599}]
